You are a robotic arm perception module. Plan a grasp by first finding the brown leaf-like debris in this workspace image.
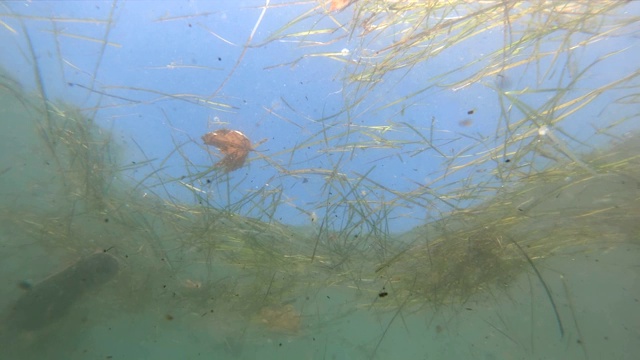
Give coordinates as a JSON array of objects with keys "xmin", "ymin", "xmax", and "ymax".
[{"xmin": 202, "ymin": 129, "xmax": 252, "ymax": 172}]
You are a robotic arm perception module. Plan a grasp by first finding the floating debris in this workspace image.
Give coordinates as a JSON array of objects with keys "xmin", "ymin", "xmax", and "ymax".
[
  {"xmin": 329, "ymin": 0, "xmax": 354, "ymax": 12},
  {"xmin": 1, "ymin": 252, "xmax": 119, "ymax": 333},
  {"xmin": 258, "ymin": 304, "xmax": 301, "ymax": 334},
  {"xmin": 202, "ymin": 129, "xmax": 252, "ymax": 172}
]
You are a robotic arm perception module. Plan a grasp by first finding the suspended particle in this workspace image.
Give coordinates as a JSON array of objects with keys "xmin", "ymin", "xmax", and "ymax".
[
  {"xmin": 458, "ymin": 119, "xmax": 473, "ymax": 127},
  {"xmin": 538, "ymin": 125, "xmax": 549, "ymax": 136},
  {"xmin": 329, "ymin": 0, "xmax": 353, "ymax": 12}
]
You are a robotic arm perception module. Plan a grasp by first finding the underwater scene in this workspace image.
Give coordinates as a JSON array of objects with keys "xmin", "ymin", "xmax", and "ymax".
[{"xmin": 0, "ymin": 1, "xmax": 639, "ymax": 359}]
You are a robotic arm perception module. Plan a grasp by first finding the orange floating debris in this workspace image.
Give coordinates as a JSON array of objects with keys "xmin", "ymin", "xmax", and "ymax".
[
  {"xmin": 258, "ymin": 304, "xmax": 301, "ymax": 334},
  {"xmin": 202, "ymin": 129, "xmax": 252, "ymax": 172},
  {"xmin": 329, "ymin": 0, "xmax": 353, "ymax": 12}
]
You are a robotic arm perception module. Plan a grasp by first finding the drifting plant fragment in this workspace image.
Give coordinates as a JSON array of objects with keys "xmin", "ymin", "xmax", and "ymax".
[{"xmin": 202, "ymin": 129, "xmax": 252, "ymax": 172}]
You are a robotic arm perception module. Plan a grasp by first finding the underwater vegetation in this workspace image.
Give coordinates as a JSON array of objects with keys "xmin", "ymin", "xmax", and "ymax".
[{"xmin": 0, "ymin": 1, "xmax": 639, "ymax": 359}]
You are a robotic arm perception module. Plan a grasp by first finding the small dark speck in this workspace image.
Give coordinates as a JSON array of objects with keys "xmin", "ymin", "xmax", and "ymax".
[
  {"xmin": 18, "ymin": 280, "xmax": 32, "ymax": 291},
  {"xmin": 188, "ymin": 23, "xmax": 192, "ymax": 28},
  {"xmin": 106, "ymin": 356, "xmax": 113, "ymax": 359},
  {"xmin": 576, "ymin": 339, "xmax": 582, "ymax": 344},
  {"xmin": 467, "ymin": 109, "xmax": 474, "ymax": 115},
  {"xmin": 165, "ymin": 314, "xmax": 174, "ymax": 321},
  {"xmin": 218, "ymin": 57, "xmax": 222, "ymax": 61},
  {"xmin": 279, "ymin": 343, "xmax": 282, "ymax": 347},
  {"xmin": 104, "ymin": 218, "xmax": 109, "ymax": 223},
  {"xmin": 505, "ymin": 159, "xmax": 511, "ymax": 163},
  {"xmin": 378, "ymin": 291, "xmax": 388, "ymax": 298},
  {"xmin": 465, "ymin": 307, "xmax": 473, "ymax": 311}
]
